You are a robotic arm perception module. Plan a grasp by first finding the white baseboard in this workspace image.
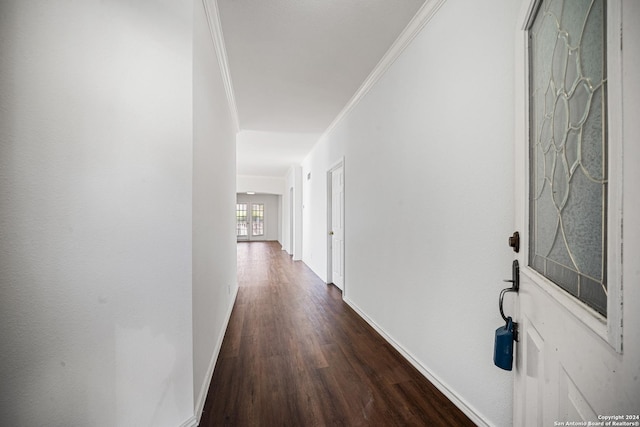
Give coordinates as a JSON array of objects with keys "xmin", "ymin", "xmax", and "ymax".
[
  {"xmin": 178, "ymin": 415, "xmax": 197, "ymax": 427},
  {"xmin": 343, "ymin": 297, "xmax": 489, "ymax": 427},
  {"xmin": 192, "ymin": 284, "xmax": 239, "ymax": 426}
]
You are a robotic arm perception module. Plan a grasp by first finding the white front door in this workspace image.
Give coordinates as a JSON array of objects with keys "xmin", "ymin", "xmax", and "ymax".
[
  {"xmin": 329, "ymin": 163, "xmax": 345, "ymax": 290},
  {"xmin": 513, "ymin": 0, "xmax": 639, "ymax": 424}
]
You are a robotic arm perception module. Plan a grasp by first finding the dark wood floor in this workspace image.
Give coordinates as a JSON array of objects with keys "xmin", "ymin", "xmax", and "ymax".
[{"xmin": 200, "ymin": 241, "xmax": 475, "ymax": 427}]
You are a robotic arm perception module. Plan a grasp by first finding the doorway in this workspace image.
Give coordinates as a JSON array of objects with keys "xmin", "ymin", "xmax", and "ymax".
[
  {"xmin": 237, "ymin": 193, "xmax": 279, "ymax": 242},
  {"xmin": 327, "ymin": 161, "xmax": 345, "ymax": 291},
  {"xmin": 236, "ymin": 202, "xmax": 264, "ymax": 241},
  {"xmin": 290, "ymin": 187, "xmax": 294, "ymax": 255}
]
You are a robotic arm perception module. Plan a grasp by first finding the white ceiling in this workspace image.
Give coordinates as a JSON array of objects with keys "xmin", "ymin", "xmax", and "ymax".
[{"xmin": 217, "ymin": 0, "xmax": 426, "ymax": 177}]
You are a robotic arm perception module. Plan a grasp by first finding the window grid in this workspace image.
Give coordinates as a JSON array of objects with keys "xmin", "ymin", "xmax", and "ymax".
[
  {"xmin": 236, "ymin": 204, "xmax": 248, "ymax": 236},
  {"xmin": 252, "ymin": 204, "xmax": 264, "ymax": 236}
]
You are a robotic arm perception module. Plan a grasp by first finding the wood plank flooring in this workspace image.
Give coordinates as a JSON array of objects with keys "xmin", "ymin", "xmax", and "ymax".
[{"xmin": 200, "ymin": 241, "xmax": 475, "ymax": 427}]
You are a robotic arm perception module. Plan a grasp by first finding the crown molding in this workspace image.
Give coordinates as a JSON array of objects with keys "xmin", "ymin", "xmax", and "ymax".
[
  {"xmin": 321, "ymin": 0, "xmax": 447, "ymax": 138},
  {"xmin": 202, "ymin": 0, "xmax": 240, "ymax": 132}
]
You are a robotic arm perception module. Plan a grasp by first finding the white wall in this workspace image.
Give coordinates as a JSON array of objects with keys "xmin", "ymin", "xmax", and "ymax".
[
  {"xmin": 192, "ymin": 0, "xmax": 238, "ymax": 421},
  {"xmin": 284, "ymin": 166, "xmax": 303, "ymax": 260},
  {"xmin": 0, "ymin": 1, "xmax": 236, "ymax": 426},
  {"xmin": 236, "ymin": 130, "xmax": 320, "ymax": 176},
  {"xmin": 301, "ymin": 1, "xmax": 519, "ymax": 425},
  {"xmin": 236, "ymin": 193, "xmax": 280, "ymax": 241},
  {"xmin": 237, "ymin": 175, "xmax": 285, "ymax": 195},
  {"xmin": 302, "ymin": 143, "xmax": 344, "ymax": 281}
]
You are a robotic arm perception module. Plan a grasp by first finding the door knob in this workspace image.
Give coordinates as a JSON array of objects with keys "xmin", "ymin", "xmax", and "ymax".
[
  {"xmin": 508, "ymin": 231, "xmax": 520, "ymax": 253},
  {"xmin": 329, "ymin": 231, "xmax": 334, "ymax": 235}
]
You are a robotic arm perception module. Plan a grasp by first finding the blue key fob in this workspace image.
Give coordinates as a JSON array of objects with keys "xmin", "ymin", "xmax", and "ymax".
[{"xmin": 494, "ymin": 317, "xmax": 514, "ymax": 371}]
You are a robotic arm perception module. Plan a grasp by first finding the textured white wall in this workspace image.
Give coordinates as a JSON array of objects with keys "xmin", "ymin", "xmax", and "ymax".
[
  {"xmin": 301, "ymin": 1, "xmax": 519, "ymax": 425},
  {"xmin": 192, "ymin": 0, "xmax": 238, "ymax": 419},
  {"xmin": 0, "ymin": 1, "xmax": 194, "ymax": 426}
]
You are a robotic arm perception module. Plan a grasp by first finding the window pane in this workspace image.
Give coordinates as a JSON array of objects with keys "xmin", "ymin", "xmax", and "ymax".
[
  {"xmin": 252, "ymin": 204, "xmax": 264, "ymax": 236},
  {"xmin": 528, "ymin": 0, "xmax": 607, "ymax": 316}
]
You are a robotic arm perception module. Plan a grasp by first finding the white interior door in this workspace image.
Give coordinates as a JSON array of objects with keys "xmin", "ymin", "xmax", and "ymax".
[
  {"xmin": 329, "ymin": 163, "xmax": 344, "ymax": 290},
  {"xmin": 513, "ymin": 0, "xmax": 639, "ymax": 424}
]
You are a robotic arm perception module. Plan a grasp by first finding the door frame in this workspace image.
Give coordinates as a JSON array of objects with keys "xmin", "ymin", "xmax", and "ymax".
[
  {"xmin": 236, "ymin": 195, "xmax": 272, "ymax": 242},
  {"xmin": 327, "ymin": 158, "xmax": 345, "ymax": 294},
  {"xmin": 289, "ymin": 187, "xmax": 294, "ymax": 255},
  {"xmin": 514, "ymin": 0, "xmax": 624, "ymax": 352}
]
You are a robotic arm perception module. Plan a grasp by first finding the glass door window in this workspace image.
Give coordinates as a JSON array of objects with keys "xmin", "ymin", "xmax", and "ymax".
[
  {"xmin": 251, "ymin": 204, "xmax": 264, "ymax": 237},
  {"xmin": 236, "ymin": 204, "xmax": 248, "ymax": 238},
  {"xmin": 528, "ymin": 0, "xmax": 607, "ymax": 315}
]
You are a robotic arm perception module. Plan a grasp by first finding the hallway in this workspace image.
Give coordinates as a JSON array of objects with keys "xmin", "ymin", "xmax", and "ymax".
[{"xmin": 200, "ymin": 242, "xmax": 474, "ymax": 426}]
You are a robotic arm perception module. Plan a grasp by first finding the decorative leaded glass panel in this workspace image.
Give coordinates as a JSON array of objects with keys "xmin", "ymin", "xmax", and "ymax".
[{"xmin": 529, "ymin": 0, "xmax": 607, "ymax": 315}]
